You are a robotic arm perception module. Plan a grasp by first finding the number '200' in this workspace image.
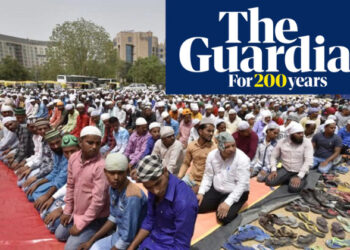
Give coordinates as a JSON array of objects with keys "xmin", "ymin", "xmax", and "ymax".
[{"xmin": 254, "ymin": 74, "xmax": 287, "ymax": 88}]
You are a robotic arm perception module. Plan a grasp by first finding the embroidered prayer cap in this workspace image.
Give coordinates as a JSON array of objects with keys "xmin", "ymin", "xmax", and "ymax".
[
  {"xmin": 80, "ymin": 126, "xmax": 102, "ymax": 138},
  {"xmin": 160, "ymin": 126, "xmax": 174, "ymax": 138},
  {"xmin": 215, "ymin": 132, "xmax": 235, "ymax": 151},
  {"xmin": 65, "ymin": 104, "xmax": 73, "ymax": 110},
  {"xmin": 228, "ymin": 109, "xmax": 236, "ymax": 114},
  {"xmin": 135, "ymin": 117, "xmax": 147, "ymax": 126},
  {"xmin": 245, "ymin": 113, "xmax": 255, "ymax": 120},
  {"xmin": 91, "ymin": 110, "xmax": 100, "ymax": 117},
  {"xmin": 56, "ymin": 101, "xmax": 64, "ymax": 106},
  {"xmin": 76, "ymin": 103, "xmax": 85, "ymax": 108},
  {"xmin": 287, "ymin": 113, "xmax": 299, "ymax": 122},
  {"xmin": 266, "ymin": 123, "xmax": 280, "ymax": 130},
  {"xmin": 324, "ymin": 119, "xmax": 336, "ymax": 127},
  {"xmin": 192, "ymin": 118, "xmax": 200, "ymax": 126},
  {"xmin": 218, "ymin": 107, "xmax": 225, "ymax": 112},
  {"xmin": 161, "ymin": 111, "xmax": 170, "ymax": 119},
  {"xmin": 215, "ymin": 118, "xmax": 225, "ymax": 127},
  {"xmin": 182, "ymin": 108, "xmax": 192, "ymax": 115},
  {"xmin": 137, "ymin": 155, "xmax": 164, "ymax": 182},
  {"xmin": 205, "ymin": 104, "xmax": 213, "ymax": 110},
  {"xmin": 171, "ymin": 104, "xmax": 177, "ymax": 111},
  {"xmin": 1, "ymin": 105, "xmax": 13, "ymax": 112},
  {"xmin": 35, "ymin": 118, "xmax": 50, "ymax": 127},
  {"xmin": 149, "ymin": 122, "xmax": 161, "ymax": 130},
  {"xmin": 2, "ymin": 116, "xmax": 16, "ymax": 125},
  {"xmin": 237, "ymin": 121, "xmax": 250, "ymax": 131},
  {"xmin": 101, "ymin": 113, "xmax": 110, "ymax": 121},
  {"xmin": 105, "ymin": 152, "xmax": 128, "ymax": 171},
  {"xmin": 14, "ymin": 108, "xmax": 25, "ymax": 115},
  {"xmin": 44, "ymin": 129, "xmax": 61, "ymax": 142},
  {"xmin": 61, "ymin": 134, "xmax": 79, "ymax": 148},
  {"xmin": 288, "ymin": 123, "xmax": 304, "ymax": 135},
  {"xmin": 200, "ymin": 117, "xmax": 215, "ymax": 126}
]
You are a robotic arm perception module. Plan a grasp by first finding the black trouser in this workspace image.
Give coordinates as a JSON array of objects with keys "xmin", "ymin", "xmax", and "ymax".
[
  {"xmin": 198, "ymin": 185, "xmax": 249, "ymax": 225},
  {"xmin": 341, "ymin": 145, "xmax": 350, "ymax": 155},
  {"xmin": 265, "ymin": 167, "xmax": 307, "ymax": 193}
]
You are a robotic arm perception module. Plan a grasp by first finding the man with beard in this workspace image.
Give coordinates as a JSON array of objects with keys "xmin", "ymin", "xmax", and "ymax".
[
  {"xmin": 128, "ymin": 155, "xmax": 198, "ymax": 250},
  {"xmin": 177, "ymin": 108, "xmax": 192, "ymax": 148},
  {"xmin": 312, "ymin": 119, "xmax": 342, "ymax": 173},
  {"xmin": 26, "ymin": 129, "xmax": 68, "ymax": 207},
  {"xmin": 78, "ymin": 153, "xmax": 147, "ymax": 250},
  {"xmin": 55, "ymin": 126, "xmax": 109, "ymax": 250},
  {"xmin": 62, "ymin": 104, "xmax": 79, "ymax": 134},
  {"xmin": 265, "ymin": 123, "xmax": 313, "ymax": 193},
  {"xmin": 197, "ymin": 132, "xmax": 250, "ymax": 224},
  {"xmin": 178, "ymin": 118, "xmax": 216, "ymax": 194},
  {"xmin": 70, "ymin": 103, "xmax": 90, "ymax": 138},
  {"xmin": 225, "ymin": 109, "xmax": 241, "ymax": 134}
]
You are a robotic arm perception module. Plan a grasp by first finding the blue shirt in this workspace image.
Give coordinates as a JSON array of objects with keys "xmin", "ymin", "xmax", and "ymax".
[
  {"xmin": 108, "ymin": 185, "xmax": 148, "ymax": 249},
  {"xmin": 44, "ymin": 152, "xmax": 68, "ymax": 189},
  {"xmin": 36, "ymin": 102, "xmax": 48, "ymax": 118},
  {"xmin": 338, "ymin": 127, "xmax": 350, "ymax": 147},
  {"xmin": 164, "ymin": 119, "xmax": 179, "ymax": 137},
  {"xmin": 140, "ymin": 173, "xmax": 198, "ymax": 250},
  {"xmin": 111, "ymin": 127, "xmax": 130, "ymax": 154},
  {"xmin": 141, "ymin": 136, "xmax": 157, "ymax": 159}
]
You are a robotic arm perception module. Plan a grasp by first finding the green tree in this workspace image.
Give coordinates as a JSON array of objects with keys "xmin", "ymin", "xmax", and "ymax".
[
  {"xmin": 46, "ymin": 18, "xmax": 117, "ymax": 78},
  {"xmin": 116, "ymin": 59, "xmax": 132, "ymax": 83},
  {"xmin": 0, "ymin": 56, "xmax": 30, "ymax": 80},
  {"xmin": 127, "ymin": 56, "xmax": 165, "ymax": 84}
]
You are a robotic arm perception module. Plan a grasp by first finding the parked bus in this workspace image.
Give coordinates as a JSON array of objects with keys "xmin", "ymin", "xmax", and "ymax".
[{"xmin": 57, "ymin": 75, "xmax": 97, "ymax": 88}]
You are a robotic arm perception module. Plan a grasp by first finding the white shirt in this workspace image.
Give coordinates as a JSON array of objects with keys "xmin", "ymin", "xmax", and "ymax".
[
  {"xmin": 198, "ymin": 148, "xmax": 250, "ymax": 206},
  {"xmin": 112, "ymin": 106, "xmax": 126, "ymax": 124},
  {"xmin": 225, "ymin": 116, "xmax": 242, "ymax": 134},
  {"xmin": 188, "ymin": 127, "xmax": 199, "ymax": 144},
  {"xmin": 152, "ymin": 139, "xmax": 184, "ymax": 175},
  {"xmin": 26, "ymin": 135, "xmax": 43, "ymax": 168}
]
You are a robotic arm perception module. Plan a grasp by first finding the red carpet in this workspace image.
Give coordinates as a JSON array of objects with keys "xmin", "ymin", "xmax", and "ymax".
[{"xmin": 0, "ymin": 162, "xmax": 64, "ymax": 250}]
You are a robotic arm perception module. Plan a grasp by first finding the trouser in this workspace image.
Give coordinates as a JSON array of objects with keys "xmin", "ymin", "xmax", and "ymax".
[
  {"xmin": 40, "ymin": 197, "xmax": 65, "ymax": 233},
  {"xmin": 90, "ymin": 231, "xmax": 119, "ymax": 250},
  {"xmin": 55, "ymin": 217, "xmax": 106, "ymax": 250},
  {"xmin": 312, "ymin": 155, "xmax": 342, "ymax": 174},
  {"xmin": 198, "ymin": 185, "xmax": 249, "ymax": 225},
  {"xmin": 341, "ymin": 145, "xmax": 350, "ymax": 155},
  {"xmin": 17, "ymin": 168, "xmax": 40, "ymax": 189},
  {"xmin": 265, "ymin": 167, "xmax": 307, "ymax": 193}
]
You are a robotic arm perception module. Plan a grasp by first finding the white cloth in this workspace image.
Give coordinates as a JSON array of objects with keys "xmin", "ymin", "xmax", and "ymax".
[
  {"xmin": 26, "ymin": 135, "xmax": 43, "ymax": 168},
  {"xmin": 151, "ymin": 139, "xmax": 184, "ymax": 175},
  {"xmin": 225, "ymin": 116, "xmax": 242, "ymax": 134},
  {"xmin": 198, "ymin": 148, "xmax": 250, "ymax": 206},
  {"xmin": 112, "ymin": 106, "xmax": 126, "ymax": 124},
  {"xmin": 188, "ymin": 127, "xmax": 199, "ymax": 144}
]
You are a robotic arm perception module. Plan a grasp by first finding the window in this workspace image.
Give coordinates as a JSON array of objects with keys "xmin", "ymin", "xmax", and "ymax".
[
  {"xmin": 128, "ymin": 37, "xmax": 132, "ymax": 43},
  {"xmin": 126, "ymin": 45, "xmax": 133, "ymax": 63}
]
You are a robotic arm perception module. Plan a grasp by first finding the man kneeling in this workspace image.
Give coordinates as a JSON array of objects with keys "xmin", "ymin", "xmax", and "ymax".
[
  {"xmin": 266, "ymin": 123, "xmax": 313, "ymax": 193},
  {"xmin": 197, "ymin": 132, "xmax": 250, "ymax": 224},
  {"xmin": 78, "ymin": 153, "xmax": 147, "ymax": 250}
]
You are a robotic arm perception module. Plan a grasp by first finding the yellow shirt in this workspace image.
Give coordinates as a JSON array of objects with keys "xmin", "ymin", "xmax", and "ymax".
[
  {"xmin": 191, "ymin": 112, "xmax": 202, "ymax": 120},
  {"xmin": 181, "ymin": 140, "xmax": 216, "ymax": 184}
]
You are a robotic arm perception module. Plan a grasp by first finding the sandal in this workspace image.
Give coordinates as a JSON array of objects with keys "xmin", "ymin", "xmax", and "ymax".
[
  {"xmin": 264, "ymin": 237, "xmax": 292, "ymax": 249},
  {"xmin": 292, "ymin": 234, "xmax": 316, "ymax": 249},
  {"xmin": 298, "ymin": 222, "xmax": 325, "ymax": 238},
  {"xmin": 274, "ymin": 226, "xmax": 297, "ymax": 238},
  {"xmin": 326, "ymin": 237, "xmax": 350, "ymax": 249},
  {"xmin": 331, "ymin": 222, "xmax": 346, "ymax": 239},
  {"xmin": 315, "ymin": 217, "xmax": 329, "ymax": 233},
  {"xmin": 259, "ymin": 215, "xmax": 276, "ymax": 234},
  {"xmin": 293, "ymin": 212, "xmax": 314, "ymax": 225}
]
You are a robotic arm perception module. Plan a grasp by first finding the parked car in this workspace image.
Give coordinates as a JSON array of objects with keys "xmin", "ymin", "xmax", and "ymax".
[{"xmin": 123, "ymin": 83, "xmax": 147, "ymax": 91}]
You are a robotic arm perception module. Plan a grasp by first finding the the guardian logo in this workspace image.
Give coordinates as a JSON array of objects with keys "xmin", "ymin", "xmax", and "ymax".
[{"xmin": 178, "ymin": 7, "xmax": 350, "ymax": 90}]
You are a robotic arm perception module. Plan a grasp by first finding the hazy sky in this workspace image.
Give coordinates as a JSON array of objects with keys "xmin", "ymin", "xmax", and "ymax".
[{"xmin": 0, "ymin": 0, "xmax": 165, "ymax": 42}]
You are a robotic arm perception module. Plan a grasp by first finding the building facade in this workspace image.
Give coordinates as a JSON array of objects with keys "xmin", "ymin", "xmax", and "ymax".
[
  {"xmin": 114, "ymin": 31, "xmax": 165, "ymax": 64},
  {"xmin": 0, "ymin": 34, "xmax": 49, "ymax": 69}
]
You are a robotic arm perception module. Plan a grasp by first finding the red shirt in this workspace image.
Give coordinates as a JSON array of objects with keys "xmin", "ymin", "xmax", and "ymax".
[
  {"xmin": 71, "ymin": 113, "xmax": 90, "ymax": 138},
  {"xmin": 233, "ymin": 131, "xmax": 259, "ymax": 160}
]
